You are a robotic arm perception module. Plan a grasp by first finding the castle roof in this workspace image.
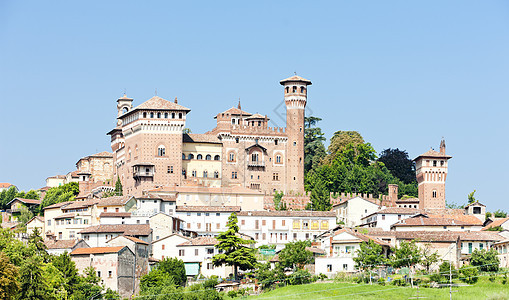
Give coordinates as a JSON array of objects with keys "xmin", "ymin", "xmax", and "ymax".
[
  {"xmin": 134, "ymin": 96, "xmax": 191, "ymax": 111},
  {"xmin": 414, "ymin": 149, "xmax": 452, "ymax": 161},
  {"xmin": 219, "ymin": 107, "xmax": 252, "ymax": 116},
  {"xmin": 279, "ymin": 75, "xmax": 312, "ymax": 85},
  {"xmin": 245, "ymin": 113, "xmax": 267, "ymax": 120},
  {"xmin": 183, "ymin": 133, "xmax": 222, "ymax": 144}
]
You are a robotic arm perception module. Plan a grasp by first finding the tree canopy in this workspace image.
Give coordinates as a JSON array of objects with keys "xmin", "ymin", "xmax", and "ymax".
[
  {"xmin": 304, "ymin": 116, "xmax": 326, "ymax": 174},
  {"xmin": 377, "ymin": 148, "xmax": 416, "ymax": 184},
  {"xmin": 40, "ymin": 182, "xmax": 79, "ymax": 213},
  {"xmin": 213, "ymin": 213, "xmax": 257, "ymax": 280},
  {"xmin": 278, "ymin": 240, "xmax": 313, "ymax": 270},
  {"xmin": 353, "ymin": 240, "xmax": 386, "ymax": 272}
]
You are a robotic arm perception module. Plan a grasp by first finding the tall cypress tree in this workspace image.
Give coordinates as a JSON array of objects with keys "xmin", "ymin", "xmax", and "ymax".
[{"xmin": 114, "ymin": 176, "xmax": 123, "ymax": 196}]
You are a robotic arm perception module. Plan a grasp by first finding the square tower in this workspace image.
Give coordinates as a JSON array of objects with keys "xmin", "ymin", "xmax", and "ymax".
[{"xmin": 413, "ymin": 139, "xmax": 452, "ymax": 209}]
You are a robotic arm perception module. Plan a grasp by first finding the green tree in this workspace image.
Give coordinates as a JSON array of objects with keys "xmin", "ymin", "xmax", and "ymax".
[
  {"xmin": 17, "ymin": 206, "xmax": 34, "ymax": 225},
  {"xmin": 1, "ymin": 186, "xmax": 17, "ymax": 210},
  {"xmin": 213, "ymin": 213, "xmax": 257, "ymax": 280},
  {"xmin": 24, "ymin": 190, "xmax": 40, "ymax": 200},
  {"xmin": 73, "ymin": 266, "xmax": 103, "ymax": 299},
  {"xmin": 377, "ymin": 148, "xmax": 416, "ymax": 184},
  {"xmin": 391, "ymin": 240, "xmax": 422, "ymax": 287},
  {"xmin": 308, "ymin": 179, "xmax": 331, "ymax": 211},
  {"xmin": 304, "ymin": 116, "xmax": 327, "ymax": 173},
  {"xmin": 40, "ymin": 182, "xmax": 79, "ymax": 212},
  {"xmin": 420, "ymin": 244, "xmax": 439, "ymax": 273},
  {"xmin": 468, "ymin": 190, "xmax": 476, "ymax": 204},
  {"xmin": 19, "ymin": 256, "xmax": 50, "ymax": 300},
  {"xmin": 114, "ymin": 176, "xmax": 123, "ymax": 196},
  {"xmin": 157, "ymin": 257, "xmax": 187, "ymax": 287},
  {"xmin": 325, "ymin": 131, "xmax": 365, "ymax": 163},
  {"xmin": 27, "ymin": 227, "xmax": 48, "ymax": 260},
  {"xmin": 471, "ymin": 248, "xmax": 499, "ymax": 272},
  {"xmin": 353, "ymin": 240, "xmax": 386, "ymax": 284},
  {"xmin": 459, "ymin": 265, "xmax": 478, "ymax": 284},
  {"xmin": 0, "ymin": 252, "xmax": 19, "ymax": 300},
  {"xmin": 51, "ymin": 252, "xmax": 81, "ymax": 294},
  {"xmin": 279, "ymin": 240, "xmax": 313, "ymax": 270},
  {"xmin": 272, "ymin": 190, "xmax": 286, "ymax": 211},
  {"xmin": 255, "ymin": 262, "xmax": 286, "ymax": 290},
  {"xmin": 493, "ymin": 209, "xmax": 507, "ymax": 218}
]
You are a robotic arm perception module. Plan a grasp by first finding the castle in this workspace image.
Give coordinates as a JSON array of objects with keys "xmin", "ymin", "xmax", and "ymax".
[{"xmin": 106, "ymin": 75, "xmax": 310, "ymax": 197}]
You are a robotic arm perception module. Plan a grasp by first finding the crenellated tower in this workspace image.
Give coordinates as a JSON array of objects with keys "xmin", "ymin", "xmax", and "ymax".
[{"xmin": 280, "ymin": 75, "xmax": 311, "ymax": 194}]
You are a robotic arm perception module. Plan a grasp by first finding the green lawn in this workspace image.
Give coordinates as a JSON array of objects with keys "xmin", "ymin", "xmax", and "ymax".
[{"xmin": 248, "ymin": 278, "xmax": 509, "ymax": 299}]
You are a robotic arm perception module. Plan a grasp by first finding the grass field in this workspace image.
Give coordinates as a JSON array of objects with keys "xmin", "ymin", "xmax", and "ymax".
[{"xmin": 248, "ymin": 278, "xmax": 509, "ymax": 299}]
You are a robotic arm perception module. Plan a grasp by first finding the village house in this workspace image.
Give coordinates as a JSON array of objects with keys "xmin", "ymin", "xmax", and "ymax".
[
  {"xmin": 390, "ymin": 215, "xmax": 483, "ymax": 232},
  {"xmin": 78, "ymin": 224, "xmax": 152, "ymax": 247},
  {"xmin": 44, "ymin": 239, "xmax": 89, "ymax": 255},
  {"xmin": 360, "ymin": 207, "xmax": 424, "ymax": 231},
  {"xmin": 237, "ymin": 210, "xmax": 337, "ymax": 249},
  {"xmin": 70, "ymin": 246, "xmax": 135, "ymax": 298},
  {"xmin": 26, "ymin": 216, "xmax": 45, "ymax": 235},
  {"xmin": 492, "ymin": 239, "xmax": 509, "ymax": 268},
  {"xmin": 151, "ymin": 233, "xmax": 192, "ymax": 261},
  {"xmin": 0, "ymin": 183, "xmax": 16, "ymax": 192},
  {"xmin": 175, "ymin": 206, "xmax": 240, "ymax": 236},
  {"xmin": 483, "ymin": 217, "xmax": 509, "ymax": 231},
  {"xmin": 7, "ymin": 198, "xmax": 41, "ymax": 219},
  {"xmin": 332, "ymin": 196, "xmax": 383, "ymax": 227}
]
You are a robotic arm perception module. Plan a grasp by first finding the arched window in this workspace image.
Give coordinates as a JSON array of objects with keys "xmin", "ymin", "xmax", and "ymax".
[
  {"xmin": 214, "ymin": 155, "xmax": 220, "ymax": 161},
  {"xmin": 228, "ymin": 152, "xmax": 235, "ymax": 162},
  {"xmin": 251, "ymin": 152, "xmax": 259, "ymax": 162},
  {"xmin": 205, "ymin": 155, "xmax": 211, "ymax": 160},
  {"xmin": 292, "ymin": 86, "xmax": 297, "ymax": 93},
  {"xmin": 188, "ymin": 154, "xmax": 194, "ymax": 160},
  {"xmin": 164, "ymin": 113, "xmax": 168, "ymax": 118},
  {"xmin": 300, "ymin": 86, "xmax": 305, "ymax": 93},
  {"xmin": 192, "ymin": 170, "xmax": 197, "ymax": 177},
  {"xmin": 214, "ymin": 171, "xmax": 219, "ymax": 178},
  {"xmin": 432, "ymin": 190, "xmax": 437, "ymax": 198},
  {"xmin": 128, "ymin": 148, "xmax": 132, "ymax": 160},
  {"xmin": 182, "ymin": 153, "xmax": 186, "ymax": 159},
  {"xmin": 232, "ymin": 119, "xmax": 236, "ymax": 125},
  {"xmin": 158, "ymin": 145, "xmax": 166, "ymax": 156},
  {"xmin": 203, "ymin": 171, "xmax": 208, "ymax": 178},
  {"xmin": 433, "ymin": 160, "xmax": 437, "ymax": 167},
  {"xmin": 285, "ymin": 87, "xmax": 289, "ymax": 93},
  {"xmin": 143, "ymin": 112, "xmax": 147, "ymax": 118},
  {"xmin": 157, "ymin": 112, "xmax": 161, "ymax": 118},
  {"xmin": 172, "ymin": 112, "xmax": 175, "ymax": 118},
  {"xmin": 197, "ymin": 154, "xmax": 203, "ymax": 160},
  {"xmin": 275, "ymin": 154, "xmax": 282, "ymax": 164},
  {"xmin": 150, "ymin": 112, "xmax": 154, "ymax": 118},
  {"xmin": 179, "ymin": 113, "xmax": 183, "ymax": 119},
  {"xmin": 122, "ymin": 107, "xmax": 129, "ymax": 113}
]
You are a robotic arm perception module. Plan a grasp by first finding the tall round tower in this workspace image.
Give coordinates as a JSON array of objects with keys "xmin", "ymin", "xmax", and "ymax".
[{"xmin": 280, "ymin": 75, "xmax": 312, "ymax": 195}]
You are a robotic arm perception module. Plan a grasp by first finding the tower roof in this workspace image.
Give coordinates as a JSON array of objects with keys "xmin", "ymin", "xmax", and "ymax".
[
  {"xmin": 134, "ymin": 96, "xmax": 191, "ymax": 111},
  {"xmin": 117, "ymin": 94, "xmax": 133, "ymax": 101},
  {"xmin": 218, "ymin": 107, "xmax": 252, "ymax": 116},
  {"xmin": 413, "ymin": 148, "xmax": 452, "ymax": 161},
  {"xmin": 279, "ymin": 75, "xmax": 312, "ymax": 85}
]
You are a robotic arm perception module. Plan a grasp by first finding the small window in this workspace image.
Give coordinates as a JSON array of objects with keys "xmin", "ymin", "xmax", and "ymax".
[
  {"xmin": 216, "ymin": 213, "xmax": 220, "ymax": 216},
  {"xmin": 197, "ymin": 213, "xmax": 201, "ymax": 216},
  {"xmin": 143, "ymin": 112, "xmax": 147, "ymax": 118},
  {"xmin": 205, "ymin": 213, "xmax": 210, "ymax": 216},
  {"xmin": 300, "ymin": 86, "xmax": 305, "ymax": 93},
  {"xmin": 150, "ymin": 112, "xmax": 154, "ymax": 118},
  {"xmin": 157, "ymin": 112, "xmax": 161, "ymax": 118},
  {"xmin": 179, "ymin": 113, "xmax": 183, "ymax": 119},
  {"xmin": 432, "ymin": 190, "xmax": 437, "ymax": 198},
  {"xmin": 232, "ymin": 172, "xmax": 238, "ymax": 179},
  {"xmin": 203, "ymin": 171, "xmax": 208, "ymax": 178},
  {"xmin": 97, "ymin": 271, "xmax": 101, "ymax": 278},
  {"xmin": 192, "ymin": 170, "xmax": 197, "ymax": 177},
  {"xmin": 433, "ymin": 160, "xmax": 437, "ymax": 167},
  {"xmin": 229, "ymin": 152, "xmax": 235, "ymax": 162},
  {"xmin": 172, "ymin": 112, "xmax": 175, "ymax": 118},
  {"xmin": 179, "ymin": 249, "xmax": 184, "ymax": 256},
  {"xmin": 327, "ymin": 264, "xmax": 332, "ymax": 272},
  {"xmin": 158, "ymin": 146, "xmax": 166, "ymax": 156},
  {"xmin": 214, "ymin": 155, "xmax": 220, "ymax": 160},
  {"xmin": 235, "ymin": 138, "xmax": 239, "ymax": 143},
  {"xmin": 197, "ymin": 154, "xmax": 203, "ymax": 160},
  {"xmin": 441, "ymin": 160, "xmax": 444, "ymax": 166},
  {"xmin": 164, "ymin": 112, "xmax": 168, "ymax": 118},
  {"xmin": 293, "ymin": 141, "xmax": 296, "ymax": 146},
  {"xmin": 188, "ymin": 154, "xmax": 194, "ymax": 160},
  {"xmin": 195, "ymin": 249, "xmax": 199, "ymax": 256},
  {"xmin": 275, "ymin": 139, "xmax": 278, "ymax": 145},
  {"xmin": 108, "ymin": 271, "xmax": 112, "ymax": 278},
  {"xmin": 214, "ymin": 171, "xmax": 219, "ymax": 178},
  {"xmin": 168, "ymin": 166, "xmax": 173, "ymax": 174},
  {"xmin": 292, "ymin": 86, "xmax": 297, "ymax": 93}
]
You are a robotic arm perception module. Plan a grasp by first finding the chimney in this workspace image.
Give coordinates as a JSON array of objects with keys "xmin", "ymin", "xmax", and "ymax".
[{"xmin": 440, "ymin": 138, "xmax": 446, "ymax": 155}]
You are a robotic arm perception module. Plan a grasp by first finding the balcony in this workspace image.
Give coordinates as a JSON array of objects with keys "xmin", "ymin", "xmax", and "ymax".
[
  {"xmin": 133, "ymin": 170, "xmax": 154, "ymax": 178},
  {"xmin": 133, "ymin": 163, "xmax": 155, "ymax": 179},
  {"xmin": 247, "ymin": 160, "xmax": 265, "ymax": 168}
]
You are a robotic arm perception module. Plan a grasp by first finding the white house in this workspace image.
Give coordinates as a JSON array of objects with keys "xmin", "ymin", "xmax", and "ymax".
[
  {"xmin": 176, "ymin": 236, "xmax": 234, "ymax": 278},
  {"xmin": 315, "ymin": 228, "xmax": 391, "ymax": 277},
  {"xmin": 79, "ymin": 224, "xmax": 152, "ymax": 247},
  {"xmin": 152, "ymin": 233, "xmax": 192, "ymax": 260},
  {"xmin": 360, "ymin": 207, "xmax": 424, "ymax": 231},
  {"xmin": 44, "ymin": 239, "xmax": 89, "ymax": 255},
  {"xmin": 391, "ymin": 216, "xmax": 483, "ymax": 232},
  {"xmin": 237, "ymin": 210, "xmax": 337, "ymax": 250},
  {"xmin": 332, "ymin": 197, "xmax": 380, "ymax": 227},
  {"xmin": 175, "ymin": 206, "xmax": 240, "ymax": 237}
]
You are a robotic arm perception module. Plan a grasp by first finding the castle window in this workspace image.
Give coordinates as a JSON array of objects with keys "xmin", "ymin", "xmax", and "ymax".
[
  {"xmin": 192, "ymin": 170, "xmax": 197, "ymax": 177},
  {"xmin": 188, "ymin": 154, "xmax": 194, "ymax": 160},
  {"xmin": 235, "ymin": 138, "xmax": 239, "ymax": 143},
  {"xmin": 275, "ymin": 139, "xmax": 278, "ymax": 145},
  {"xmin": 258, "ymin": 121, "xmax": 261, "ymax": 126},
  {"xmin": 157, "ymin": 112, "xmax": 161, "ymax": 118},
  {"xmin": 251, "ymin": 153, "xmax": 259, "ymax": 162},
  {"xmin": 293, "ymin": 141, "xmax": 297, "ymax": 146},
  {"xmin": 203, "ymin": 171, "xmax": 208, "ymax": 178},
  {"xmin": 143, "ymin": 112, "xmax": 147, "ymax": 118},
  {"xmin": 182, "ymin": 154, "xmax": 186, "ymax": 159},
  {"xmin": 214, "ymin": 171, "xmax": 219, "ymax": 178},
  {"xmin": 276, "ymin": 155, "xmax": 282, "ymax": 164},
  {"xmin": 433, "ymin": 160, "xmax": 437, "ymax": 167},
  {"xmin": 172, "ymin": 112, "xmax": 175, "ymax": 118},
  {"xmin": 179, "ymin": 113, "xmax": 183, "ymax": 119},
  {"xmin": 285, "ymin": 87, "xmax": 289, "ymax": 93},
  {"xmin": 205, "ymin": 155, "xmax": 211, "ymax": 160},
  {"xmin": 228, "ymin": 152, "xmax": 235, "ymax": 162},
  {"xmin": 300, "ymin": 86, "xmax": 305, "ymax": 93},
  {"xmin": 232, "ymin": 172, "xmax": 238, "ymax": 179},
  {"xmin": 150, "ymin": 112, "xmax": 154, "ymax": 118},
  {"xmin": 432, "ymin": 190, "xmax": 437, "ymax": 198},
  {"xmin": 197, "ymin": 154, "xmax": 203, "ymax": 160},
  {"xmin": 214, "ymin": 155, "xmax": 220, "ymax": 160},
  {"xmin": 441, "ymin": 160, "xmax": 444, "ymax": 166},
  {"xmin": 158, "ymin": 146, "xmax": 166, "ymax": 156},
  {"xmin": 232, "ymin": 119, "xmax": 236, "ymax": 125},
  {"xmin": 168, "ymin": 166, "xmax": 173, "ymax": 174},
  {"xmin": 273, "ymin": 173, "xmax": 279, "ymax": 181},
  {"xmin": 164, "ymin": 112, "xmax": 168, "ymax": 118},
  {"xmin": 122, "ymin": 107, "xmax": 129, "ymax": 113},
  {"xmin": 292, "ymin": 86, "xmax": 297, "ymax": 93}
]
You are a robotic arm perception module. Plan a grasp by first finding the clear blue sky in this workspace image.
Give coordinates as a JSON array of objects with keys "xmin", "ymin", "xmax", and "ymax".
[{"xmin": 1, "ymin": 1, "xmax": 508, "ymax": 211}]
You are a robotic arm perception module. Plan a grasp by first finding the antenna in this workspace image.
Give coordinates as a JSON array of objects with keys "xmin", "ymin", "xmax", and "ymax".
[{"xmin": 155, "ymin": 88, "xmax": 158, "ymax": 96}]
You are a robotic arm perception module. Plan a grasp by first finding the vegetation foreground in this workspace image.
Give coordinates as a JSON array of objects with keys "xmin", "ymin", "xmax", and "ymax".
[{"xmin": 249, "ymin": 278, "xmax": 509, "ymax": 300}]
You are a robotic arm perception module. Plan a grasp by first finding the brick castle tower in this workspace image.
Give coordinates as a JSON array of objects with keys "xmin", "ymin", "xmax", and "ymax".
[
  {"xmin": 280, "ymin": 75, "xmax": 311, "ymax": 194},
  {"xmin": 414, "ymin": 139, "xmax": 452, "ymax": 209}
]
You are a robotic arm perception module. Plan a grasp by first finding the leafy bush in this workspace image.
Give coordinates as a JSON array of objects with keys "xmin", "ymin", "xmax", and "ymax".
[
  {"xmin": 287, "ymin": 269, "xmax": 313, "ymax": 285},
  {"xmin": 430, "ymin": 273, "xmax": 443, "ymax": 283},
  {"xmin": 439, "ymin": 261, "xmax": 458, "ymax": 279},
  {"xmin": 471, "ymin": 249, "xmax": 500, "ymax": 272},
  {"xmin": 459, "ymin": 265, "xmax": 478, "ymax": 284},
  {"xmin": 377, "ymin": 277, "xmax": 386, "ymax": 286}
]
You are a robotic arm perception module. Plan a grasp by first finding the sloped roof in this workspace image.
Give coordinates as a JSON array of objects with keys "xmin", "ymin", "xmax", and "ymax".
[
  {"xmin": 482, "ymin": 218, "xmax": 509, "ymax": 231},
  {"xmin": 89, "ymin": 151, "xmax": 113, "ymax": 158},
  {"xmin": 279, "ymin": 75, "xmax": 312, "ymax": 85},
  {"xmin": 237, "ymin": 210, "xmax": 336, "ymax": 217},
  {"xmin": 367, "ymin": 229, "xmax": 504, "ymax": 242},
  {"xmin": 176, "ymin": 206, "xmax": 241, "ymax": 212},
  {"xmin": 134, "ymin": 96, "xmax": 191, "ymax": 112},
  {"xmin": 45, "ymin": 239, "xmax": 80, "ymax": 249},
  {"xmin": 96, "ymin": 195, "xmax": 134, "ymax": 206},
  {"xmin": 332, "ymin": 228, "xmax": 391, "ymax": 247},
  {"xmin": 183, "ymin": 133, "xmax": 222, "ymax": 144},
  {"xmin": 79, "ymin": 224, "xmax": 151, "ymax": 236},
  {"xmin": 7, "ymin": 198, "xmax": 41, "ymax": 206},
  {"xmin": 465, "ymin": 202, "xmax": 486, "ymax": 208},
  {"xmin": 44, "ymin": 201, "xmax": 74, "ymax": 210},
  {"xmin": 392, "ymin": 217, "xmax": 478, "ymax": 227},
  {"xmin": 71, "ymin": 246, "xmax": 125, "ymax": 255},
  {"xmin": 427, "ymin": 214, "xmax": 483, "ymax": 225},
  {"xmin": 219, "ymin": 107, "xmax": 252, "ymax": 116},
  {"xmin": 107, "ymin": 235, "xmax": 149, "ymax": 245},
  {"xmin": 246, "ymin": 113, "xmax": 266, "ymax": 119},
  {"xmin": 62, "ymin": 199, "xmax": 99, "ymax": 210},
  {"xmin": 0, "ymin": 183, "xmax": 14, "ymax": 188},
  {"xmin": 177, "ymin": 237, "xmax": 218, "ymax": 247},
  {"xmin": 100, "ymin": 212, "xmax": 131, "ymax": 218},
  {"xmin": 152, "ymin": 233, "xmax": 191, "ymax": 244},
  {"xmin": 414, "ymin": 149, "xmax": 452, "ymax": 160}
]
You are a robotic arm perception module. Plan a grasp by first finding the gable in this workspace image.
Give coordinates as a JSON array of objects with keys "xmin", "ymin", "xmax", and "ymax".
[{"xmin": 332, "ymin": 231, "xmax": 362, "ymax": 242}]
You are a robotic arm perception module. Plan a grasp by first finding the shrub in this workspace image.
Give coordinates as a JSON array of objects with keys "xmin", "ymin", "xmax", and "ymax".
[
  {"xmin": 377, "ymin": 277, "xmax": 386, "ymax": 286},
  {"xmin": 459, "ymin": 265, "xmax": 478, "ymax": 284},
  {"xmin": 227, "ymin": 290, "xmax": 237, "ymax": 298},
  {"xmin": 430, "ymin": 273, "xmax": 443, "ymax": 283},
  {"xmin": 471, "ymin": 249, "xmax": 500, "ymax": 273},
  {"xmin": 287, "ymin": 269, "xmax": 313, "ymax": 285}
]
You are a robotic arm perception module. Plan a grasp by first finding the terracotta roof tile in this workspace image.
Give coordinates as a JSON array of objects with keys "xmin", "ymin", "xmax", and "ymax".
[
  {"xmin": 44, "ymin": 201, "xmax": 74, "ymax": 210},
  {"xmin": 367, "ymin": 229, "xmax": 503, "ymax": 242},
  {"xmin": 237, "ymin": 210, "xmax": 336, "ymax": 217},
  {"xmin": 134, "ymin": 96, "xmax": 191, "ymax": 112},
  {"xmin": 8, "ymin": 198, "xmax": 41, "ymax": 206},
  {"xmin": 279, "ymin": 75, "xmax": 312, "ymax": 85},
  {"xmin": 79, "ymin": 224, "xmax": 151, "ymax": 236},
  {"xmin": 392, "ymin": 217, "xmax": 479, "ymax": 227},
  {"xmin": 178, "ymin": 237, "xmax": 218, "ymax": 247},
  {"xmin": 176, "ymin": 206, "xmax": 241, "ymax": 213},
  {"xmin": 55, "ymin": 213, "xmax": 76, "ymax": 219},
  {"xmin": 100, "ymin": 212, "xmax": 131, "ymax": 218},
  {"xmin": 152, "ymin": 233, "xmax": 191, "ymax": 244},
  {"xmin": 71, "ymin": 246, "xmax": 125, "ymax": 255},
  {"xmin": 62, "ymin": 199, "xmax": 99, "ymax": 210},
  {"xmin": 219, "ymin": 107, "xmax": 252, "ymax": 116},
  {"xmin": 96, "ymin": 196, "xmax": 134, "ymax": 206},
  {"xmin": 108, "ymin": 235, "xmax": 149, "ymax": 245},
  {"xmin": 482, "ymin": 218, "xmax": 509, "ymax": 231},
  {"xmin": 414, "ymin": 149, "xmax": 452, "ymax": 160},
  {"xmin": 427, "ymin": 214, "xmax": 483, "ymax": 225},
  {"xmin": 332, "ymin": 228, "xmax": 391, "ymax": 247},
  {"xmin": 0, "ymin": 183, "xmax": 14, "ymax": 188},
  {"xmin": 45, "ymin": 239, "xmax": 80, "ymax": 249}
]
